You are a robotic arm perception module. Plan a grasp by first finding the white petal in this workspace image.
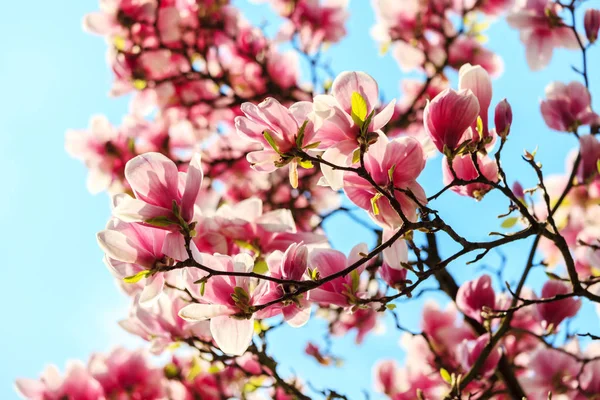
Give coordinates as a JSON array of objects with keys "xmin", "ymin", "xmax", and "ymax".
[
  {"xmin": 178, "ymin": 304, "xmax": 231, "ymax": 321},
  {"xmin": 210, "ymin": 316, "xmax": 254, "ymax": 356}
]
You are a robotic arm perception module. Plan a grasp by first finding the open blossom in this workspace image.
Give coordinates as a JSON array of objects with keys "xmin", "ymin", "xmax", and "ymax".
[
  {"xmin": 83, "ymin": 0, "xmax": 157, "ymax": 36},
  {"xmin": 344, "ymin": 134, "xmax": 427, "ymax": 228},
  {"xmin": 448, "ymin": 37, "xmax": 505, "ymax": 78},
  {"xmin": 331, "ymin": 304, "xmax": 379, "ymax": 344},
  {"xmin": 456, "ymin": 274, "xmax": 496, "ymax": 323},
  {"xmin": 179, "ymin": 253, "xmax": 270, "ymax": 355},
  {"xmin": 65, "ymin": 115, "xmax": 136, "ymax": 194},
  {"xmin": 192, "ymin": 197, "xmax": 326, "ymax": 256},
  {"xmin": 421, "ymin": 302, "xmax": 475, "ymax": 357},
  {"xmin": 312, "ymin": 71, "xmax": 396, "ymax": 189},
  {"xmin": 112, "ymin": 152, "xmax": 203, "ymax": 260},
  {"xmin": 235, "ymin": 98, "xmax": 317, "ymax": 188},
  {"xmin": 457, "ymin": 335, "xmax": 502, "ymax": 378},
  {"xmin": 277, "ymin": 0, "xmax": 349, "ymax": 54},
  {"xmin": 507, "ymin": 0, "xmax": 579, "ymax": 70},
  {"xmin": 16, "ymin": 361, "xmax": 105, "ymax": 400},
  {"xmin": 540, "ymin": 81, "xmax": 597, "ymax": 132},
  {"xmin": 520, "ymin": 347, "xmax": 581, "ymax": 398},
  {"xmin": 534, "ymin": 280, "xmax": 581, "ymax": 331},
  {"xmin": 98, "ymin": 217, "xmax": 177, "ymax": 305},
  {"xmin": 89, "ymin": 348, "xmax": 164, "ymax": 400},
  {"xmin": 423, "ymin": 88, "xmax": 480, "ymax": 154},
  {"xmin": 120, "ymin": 292, "xmax": 211, "ymax": 354},
  {"xmin": 442, "ymin": 153, "xmax": 499, "ymax": 199},
  {"xmin": 259, "ymin": 243, "xmax": 312, "ymax": 327},
  {"xmin": 307, "ymin": 243, "xmax": 369, "ymax": 308}
]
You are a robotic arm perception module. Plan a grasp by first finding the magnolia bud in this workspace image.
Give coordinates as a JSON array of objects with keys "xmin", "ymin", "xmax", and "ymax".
[
  {"xmin": 585, "ymin": 9, "xmax": 600, "ymax": 44},
  {"xmin": 494, "ymin": 99, "xmax": 512, "ymax": 138},
  {"xmin": 512, "ymin": 181, "xmax": 524, "ymax": 199}
]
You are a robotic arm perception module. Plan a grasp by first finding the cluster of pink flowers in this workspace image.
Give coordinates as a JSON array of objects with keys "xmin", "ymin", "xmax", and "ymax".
[
  {"xmin": 23, "ymin": 0, "xmax": 600, "ymax": 397},
  {"xmin": 375, "ymin": 275, "xmax": 591, "ymax": 399},
  {"xmin": 15, "ymin": 347, "xmax": 277, "ymax": 400}
]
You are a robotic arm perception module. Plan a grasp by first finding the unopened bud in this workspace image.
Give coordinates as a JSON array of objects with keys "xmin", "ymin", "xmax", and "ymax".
[
  {"xmin": 494, "ymin": 99, "xmax": 512, "ymax": 138},
  {"xmin": 585, "ymin": 9, "xmax": 600, "ymax": 44}
]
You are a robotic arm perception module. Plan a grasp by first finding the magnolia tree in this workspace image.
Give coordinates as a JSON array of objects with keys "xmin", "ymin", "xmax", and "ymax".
[{"xmin": 15, "ymin": 0, "xmax": 600, "ymax": 398}]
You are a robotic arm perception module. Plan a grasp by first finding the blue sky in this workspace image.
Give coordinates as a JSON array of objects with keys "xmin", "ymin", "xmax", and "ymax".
[{"xmin": 1, "ymin": 0, "xmax": 599, "ymax": 398}]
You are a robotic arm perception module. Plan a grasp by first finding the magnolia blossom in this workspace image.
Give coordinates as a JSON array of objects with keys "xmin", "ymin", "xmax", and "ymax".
[
  {"xmin": 507, "ymin": 0, "xmax": 579, "ymax": 70},
  {"xmin": 520, "ymin": 347, "xmax": 581, "ymax": 398},
  {"xmin": 585, "ymin": 9, "xmax": 600, "ymax": 44},
  {"xmin": 494, "ymin": 98, "xmax": 513, "ymax": 137},
  {"xmin": 235, "ymin": 98, "xmax": 317, "ymax": 187},
  {"xmin": 458, "ymin": 64, "xmax": 493, "ymax": 141},
  {"xmin": 540, "ymin": 81, "xmax": 597, "ymax": 132},
  {"xmin": 578, "ymin": 134, "xmax": 600, "ymax": 183},
  {"xmin": 423, "ymin": 88, "xmax": 480, "ymax": 153},
  {"xmin": 344, "ymin": 134, "xmax": 427, "ymax": 228},
  {"xmin": 307, "ymin": 243, "xmax": 369, "ymax": 308},
  {"xmin": 311, "ymin": 71, "xmax": 396, "ymax": 189},
  {"xmin": 16, "ymin": 362, "xmax": 105, "ymax": 400},
  {"xmin": 120, "ymin": 292, "xmax": 211, "ymax": 354},
  {"xmin": 456, "ymin": 274, "xmax": 496, "ymax": 323},
  {"xmin": 88, "ymin": 348, "xmax": 164, "ymax": 399},
  {"xmin": 331, "ymin": 304, "xmax": 379, "ymax": 343},
  {"xmin": 277, "ymin": 0, "xmax": 349, "ymax": 54},
  {"xmin": 179, "ymin": 253, "xmax": 271, "ymax": 355},
  {"xmin": 65, "ymin": 115, "xmax": 136, "ymax": 194},
  {"xmin": 534, "ymin": 280, "xmax": 582, "ymax": 331},
  {"xmin": 97, "ymin": 217, "xmax": 180, "ymax": 305},
  {"xmin": 260, "ymin": 243, "xmax": 312, "ymax": 327},
  {"xmin": 442, "ymin": 153, "xmax": 499, "ymax": 199},
  {"xmin": 457, "ymin": 335, "xmax": 502, "ymax": 378}
]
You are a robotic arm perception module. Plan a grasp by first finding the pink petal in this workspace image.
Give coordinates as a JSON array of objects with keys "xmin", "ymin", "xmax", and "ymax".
[
  {"xmin": 332, "ymin": 71, "xmax": 379, "ymax": 114},
  {"xmin": 139, "ymin": 273, "xmax": 165, "ymax": 306},
  {"xmin": 125, "ymin": 153, "xmax": 180, "ymax": 208}
]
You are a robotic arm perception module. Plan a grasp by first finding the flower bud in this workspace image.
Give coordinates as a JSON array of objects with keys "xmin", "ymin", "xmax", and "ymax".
[
  {"xmin": 494, "ymin": 99, "xmax": 512, "ymax": 138},
  {"xmin": 585, "ymin": 9, "xmax": 600, "ymax": 44},
  {"xmin": 512, "ymin": 181, "xmax": 525, "ymax": 199},
  {"xmin": 458, "ymin": 335, "xmax": 502, "ymax": 378},
  {"xmin": 535, "ymin": 280, "xmax": 581, "ymax": 332},
  {"xmin": 456, "ymin": 274, "xmax": 496, "ymax": 323}
]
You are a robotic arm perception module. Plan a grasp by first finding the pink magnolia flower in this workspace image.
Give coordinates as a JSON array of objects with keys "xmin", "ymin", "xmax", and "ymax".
[
  {"xmin": 456, "ymin": 274, "xmax": 496, "ymax": 323},
  {"xmin": 179, "ymin": 253, "xmax": 271, "ymax": 355},
  {"xmin": 448, "ymin": 36, "xmax": 505, "ymax": 78},
  {"xmin": 540, "ymin": 81, "xmax": 597, "ymax": 132},
  {"xmin": 495, "ymin": 98, "xmax": 513, "ymax": 137},
  {"xmin": 421, "ymin": 302, "xmax": 475, "ymax": 356},
  {"xmin": 97, "ymin": 217, "xmax": 183, "ymax": 305},
  {"xmin": 120, "ymin": 291, "xmax": 210, "ymax": 354},
  {"xmin": 278, "ymin": 0, "xmax": 349, "ymax": 54},
  {"xmin": 580, "ymin": 358, "xmax": 600, "ymax": 395},
  {"xmin": 112, "ymin": 152, "xmax": 203, "ymax": 260},
  {"xmin": 83, "ymin": 0, "xmax": 157, "ymax": 36},
  {"xmin": 259, "ymin": 243, "xmax": 312, "ymax": 327},
  {"xmin": 458, "ymin": 64, "xmax": 493, "ymax": 141},
  {"xmin": 585, "ymin": 9, "xmax": 600, "ymax": 44},
  {"xmin": 373, "ymin": 360, "xmax": 400, "ymax": 396},
  {"xmin": 380, "ymin": 229, "xmax": 409, "ymax": 288},
  {"xmin": 343, "ymin": 134, "xmax": 427, "ymax": 228},
  {"xmin": 507, "ymin": 0, "xmax": 579, "ymax": 70},
  {"xmin": 578, "ymin": 134, "xmax": 600, "ymax": 183},
  {"xmin": 88, "ymin": 348, "xmax": 165, "ymax": 400},
  {"xmin": 442, "ymin": 153, "xmax": 499, "ymax": 199},
  {"xmin": 423, "ymin": 88, "xmax": 480, "ymax": 154},
  {"xmin": 235, "ymin": 98, "xmax": 317, "ymax": 188},
  {"xmin": 16, "ymin": 361, "xmax": 105, "ymax": 400},
  {"xmin": 457, "ymin": 335, "xmax": 502, "ymax": 378},
  {"xmin": 534, "ymin": 280, "xmax": 582, "ymax": 331},
  {"xmin": 311, "ymin": 71, "xmax": 396, "ymax": 189},
  {"xmin": 192, "ymin": 197, "xmax": 326, "ymax": 255},
  {"xmin": 520, "ymin": 347, "xmax": 581, "ymax": 398},
  {"xmin": 331, "ymin": 303, "xmax": 378, "ymax": 344},
  {"xmin": 65, "ymin": 115, "xmax": 136, "ymax": 194},
  {"xmin": 472, "ymin": 0, "xmax": 514, "ymax": 16},
  {"xmin": 306, "ymin": 243, "xmax": 369, "ymax": 308}
]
